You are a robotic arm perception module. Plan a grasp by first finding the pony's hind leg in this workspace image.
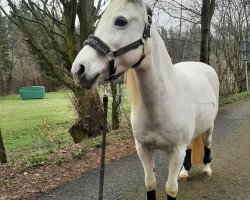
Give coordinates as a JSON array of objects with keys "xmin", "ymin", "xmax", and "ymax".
[
  {"xmin": 135, "ymin": 140, "xmax": 156, "ymax": 200},
  {"xmin": 166, "ymin": 146, "xmax": 186, "ymax": 199},
  {"xmin": 203, "ymin": 125, "xmax": 213, "ymax": 176},
  {"xmin": 179, "ymin": 144, "xmax": 192, "ymax": 181}
]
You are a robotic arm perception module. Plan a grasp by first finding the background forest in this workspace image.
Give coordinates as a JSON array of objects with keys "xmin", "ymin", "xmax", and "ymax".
[{"xmin": 0, "ymin": 0, "xmax": 249, "ymax": 97}]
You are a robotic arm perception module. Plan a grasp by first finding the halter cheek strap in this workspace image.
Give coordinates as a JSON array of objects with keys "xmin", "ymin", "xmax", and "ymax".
[{"xmin": 83, "ymin": 6, "xmax": 153, "ymax": 81}]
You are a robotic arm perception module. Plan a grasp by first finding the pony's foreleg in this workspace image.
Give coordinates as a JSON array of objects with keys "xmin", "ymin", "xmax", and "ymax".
[
  {"xmin": 203, "ymin": 125, "xmax": 213, "ymax": 176},
  {"xmin": 135, "ymin": 140, "xmax": 156, "ymax": 200},
  {"xmin": 166, "ymin": 146, "xmax": 186, "ymax": 199}
]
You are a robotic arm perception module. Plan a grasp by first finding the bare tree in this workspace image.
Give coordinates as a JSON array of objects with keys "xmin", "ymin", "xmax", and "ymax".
[
  {"xmin": 213, "ymin": 0, "xmax": 250, "ymax": 94},
  {"xmin": 199, "ymin": 0, "xmax": 215, "ymax": 64},
  {"xmin": 0, "ymin": 0, "xmax": 108, "ymax": 141},
  {"xmin": 0, "ymin": 129, "xmax": 7, "ymax": 164},
  {"xmin": 151, "ymin": 0, "xmax": 215, "ymax": 64},
  {"xmin": 110, "ymin": 81, "xmax": 122, "ymax": 130},
  {"xmin": 0, "ymin": 11, "xmax": 12, "ymax": 95}
]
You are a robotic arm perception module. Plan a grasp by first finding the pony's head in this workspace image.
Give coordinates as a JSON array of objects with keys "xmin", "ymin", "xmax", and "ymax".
[{"xmin": 71, "ymin": 0, "xmax": 151, "ymax": 89}]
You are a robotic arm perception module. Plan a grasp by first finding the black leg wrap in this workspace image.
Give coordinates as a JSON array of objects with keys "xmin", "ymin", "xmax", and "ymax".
[
  {"xmin": 183, "ymin": 149, "xmax": 192, "ymax": 170},
  {"xmin": 147, "ymin": 189, "xmax": 156, "ymax": 200},
  {"xmin": 203, "ymin": 146, "xmax": 212, "ymax": 164},
  {"xmin": 167, "ymin": 194, "xmax": 176, "ymax": 200}
]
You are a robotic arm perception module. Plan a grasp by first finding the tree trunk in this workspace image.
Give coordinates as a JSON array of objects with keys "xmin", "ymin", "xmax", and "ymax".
[
  {"xmin": 200, "ymin": 0, "xmax": 215, "ymax": 64},
  {"xmin": 69, "ymin": 86, "xmax": 103, "ymax": 143},
  {"xmin": 0, "ymin": 129, "xmax": 7, "ymax": 164},
  {"xmin": 110, "ymin": 82, "xmax": 121, "ymax": 130},
  {"xmin": 2, "ymin": 0, "xmax": 104, "ymax": 143},
  {"xmin": 77, "ymin": 0, "xmax": 95, "ymax": 48},
  {"xmin": 207, "ymin": 35, "xmax": 212, "ymax": 65},
  {"xmin": 63, "ymin": 0, "xmax": 78, "ymax": 64},
  {"xmin": 236, "ymin": 72, "xmax": 247, "ymax": 92}
]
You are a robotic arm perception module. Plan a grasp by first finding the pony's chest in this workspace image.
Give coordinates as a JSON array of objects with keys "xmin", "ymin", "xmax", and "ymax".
[{"xmin": 131, "ymin": 109, "xmax": 193, "ymax": 149}]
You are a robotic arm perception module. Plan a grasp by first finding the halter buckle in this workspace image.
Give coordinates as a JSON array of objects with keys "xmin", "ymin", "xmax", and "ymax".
[{"xmin": 107, "ymin": 51, "xmax": 114, "ymax": 61}]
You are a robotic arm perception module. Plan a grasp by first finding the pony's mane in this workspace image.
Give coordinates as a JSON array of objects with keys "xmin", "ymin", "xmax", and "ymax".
[
  {"xmin": 102, "ymin": 0, "xmax": 139, "ymax": 18},
  {"xmin": 127, "ymin": 0, "xmax": 143, "ymax": 5},
  {"xmin": 100, "ymin": 0, "xmax": 143, "ymax": 24},
  {"xmin": 126, "ymin": 69, "xmax": 140, "ymax": 109},
  {"xmin": 104, "ymin": 0, "xmax": 142, "ymax": 15},
  {"xmin": 100, "ymin": 1, "xmax": 126, "ymax": 23}
]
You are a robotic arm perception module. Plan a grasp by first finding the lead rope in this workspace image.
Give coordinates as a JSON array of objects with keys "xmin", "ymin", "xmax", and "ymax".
[{"xmin": 99, "ymin": 83, "xmax": 108, "ymax": 200}]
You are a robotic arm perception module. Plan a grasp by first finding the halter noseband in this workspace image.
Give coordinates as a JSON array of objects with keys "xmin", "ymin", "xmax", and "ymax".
[{"xmin": 83, "ymin": 7, "xmax": 153, "ymax": 81}]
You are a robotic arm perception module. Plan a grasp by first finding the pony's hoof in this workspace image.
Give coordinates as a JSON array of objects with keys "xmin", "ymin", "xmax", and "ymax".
[
  {"xmin": 167, "ymin": 194, "xmax": 176, "ymax": 200},
  {"xmin": 179, "ymin": 174, "xmax": 189, "ymax": 181},
  {"xmin": 179, "ymin": 168, "xmax": 189, "ymax": 181},
  {"xmin": 147, "ymin": 189, "xmax": 156, "ymax": 200},
  {"xmin": 203, "ymin": 164, "xmax": 212, "ymax": 177}
]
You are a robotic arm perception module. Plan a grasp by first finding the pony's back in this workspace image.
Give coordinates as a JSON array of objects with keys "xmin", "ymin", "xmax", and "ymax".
[{"xmin": 174, "ymin": 61, "xmax": 219, "ymax": 106}]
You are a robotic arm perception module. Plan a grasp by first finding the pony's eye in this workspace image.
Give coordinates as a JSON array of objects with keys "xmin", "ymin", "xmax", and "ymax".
[{"xmin": 115, "ymin": 17, "xmax": 128, "ymax": 27}]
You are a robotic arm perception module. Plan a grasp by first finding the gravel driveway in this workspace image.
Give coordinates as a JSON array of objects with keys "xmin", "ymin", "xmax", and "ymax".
[{"xmin": 39, "ymin": 98, "xmax": 250, "ymax": 200}]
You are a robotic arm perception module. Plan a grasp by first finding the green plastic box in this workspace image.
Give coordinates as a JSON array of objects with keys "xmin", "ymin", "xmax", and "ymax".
[{"xmin": 20, "ymin": 86, "xmax": 45, "ymax": 100}]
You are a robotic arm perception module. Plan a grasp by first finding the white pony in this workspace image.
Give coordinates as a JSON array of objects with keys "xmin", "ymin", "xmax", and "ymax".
[{"xmin": 71, "ymin": 0, "xmax": 219, "ymax": 199}]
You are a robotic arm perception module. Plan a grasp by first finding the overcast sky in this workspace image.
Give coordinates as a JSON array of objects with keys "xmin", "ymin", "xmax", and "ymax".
[{"xmin": 0, "ymin": 0, "xmax": 10, "ymax": 11}]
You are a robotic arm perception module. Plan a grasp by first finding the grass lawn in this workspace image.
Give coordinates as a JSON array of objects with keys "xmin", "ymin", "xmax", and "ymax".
[
  {"xmin": 1, "ymin": 88, "xmax": 249, "ymax": 167},
  {"xmin": 0, "ymin": 91, "xmax": 76, "ymax": 165},
  {"xmin": 219, "ymin": 91, "xmax": 250, "ymax": 106}
]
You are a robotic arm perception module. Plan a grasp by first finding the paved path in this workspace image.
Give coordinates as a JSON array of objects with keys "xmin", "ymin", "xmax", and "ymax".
[{"xmin": 39, "ymin": 99, "xmax": 250, "ymax": 200}]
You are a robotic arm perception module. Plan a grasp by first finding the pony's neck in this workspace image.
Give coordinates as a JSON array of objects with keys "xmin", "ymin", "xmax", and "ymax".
[
  {"xmin": 127, "ymin": 24, "xmax": 176, "ymax": 111},
  {"xmin": 149, "ymin": 25, "xmax": 173, "ymax": 73}
]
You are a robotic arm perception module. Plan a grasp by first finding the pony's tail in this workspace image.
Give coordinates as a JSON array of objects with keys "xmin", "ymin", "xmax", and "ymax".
[{"xmin": 191, "ymin": 134, "xmax": 204, "ymax": 165}]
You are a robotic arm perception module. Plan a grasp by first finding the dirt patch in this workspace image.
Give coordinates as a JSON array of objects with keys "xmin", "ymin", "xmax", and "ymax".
[{"xmin": 0, "ymin": 131, "xmax": 135, "ymax": 200}]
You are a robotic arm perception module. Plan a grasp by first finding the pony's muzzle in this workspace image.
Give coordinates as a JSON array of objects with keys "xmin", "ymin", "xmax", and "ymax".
[
  {"xmin": 72, "ymin": 63, "xmax": 100, "ymax": 89},
  {"xmin": 77, "ymin": 64, "xmax": 86, "ymax": 78},
  {"xmin": 72, "ymin": 63, "xmax": 86, "ymax": 83}
]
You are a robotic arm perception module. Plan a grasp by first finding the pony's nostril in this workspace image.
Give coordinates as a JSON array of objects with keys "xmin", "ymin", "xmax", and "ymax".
[{"xmin": 77, "ymin": 64, "xmax": 86, "ymax": 77}]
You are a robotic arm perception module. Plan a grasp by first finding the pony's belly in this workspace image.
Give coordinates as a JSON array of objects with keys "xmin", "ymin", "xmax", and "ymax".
[
  {"xmin": 132, "ymin": 123, "xmax": 192, "ymax": 151},
  {"xmin": 131, "ymin": 107, "xmax": 195, "ymax": 150},
  {"xmin": 194, "ymin": 102, "xmax": 218, "ymax": 135},
  {"xmin": 134, "ymin": 131, "xmax": 174, "ymax": 151}
]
